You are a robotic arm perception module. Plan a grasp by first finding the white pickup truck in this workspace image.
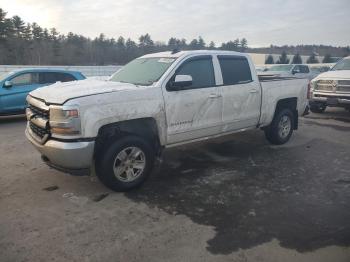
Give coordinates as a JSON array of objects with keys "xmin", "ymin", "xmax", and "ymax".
[
  {"xmin": 25, "ymin": 50, "xmax": 309, "ymax": 191},
  {"xmin": 309, "ymin": 56, "xmax": 350, "ymax": 113}
]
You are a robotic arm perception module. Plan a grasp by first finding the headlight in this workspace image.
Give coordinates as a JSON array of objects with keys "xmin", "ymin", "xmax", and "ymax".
[
  {"xmin": 310, "ymin": 81, "xmax": 317, "ymax": 91},
  {"xmin": 49, "ymin": 106, "xmax": 81, "ymax": 137}
]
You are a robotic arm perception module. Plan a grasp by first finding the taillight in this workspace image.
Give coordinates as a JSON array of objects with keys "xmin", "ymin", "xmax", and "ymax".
[{"xmin": 307, "ymin": 82, "xmax": 311, "ymax": 99}]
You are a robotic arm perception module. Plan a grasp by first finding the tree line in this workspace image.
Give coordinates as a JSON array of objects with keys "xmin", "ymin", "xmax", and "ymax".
[
  {"xmin": 0, "ymin": 8, "xmax": 349, "ymax": 65},
  {"xmin": 264, "ymin": 51, "xmax": 334, "ymax": 64},
  {"xmin": 0, "ymin": 8, "xmax": 249, "ymax": 65}
]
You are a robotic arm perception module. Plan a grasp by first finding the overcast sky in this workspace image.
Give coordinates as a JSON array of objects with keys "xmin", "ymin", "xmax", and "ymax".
[{"xmin": 2, "ymin": 0, "xmax": 350, "ymax": 47}]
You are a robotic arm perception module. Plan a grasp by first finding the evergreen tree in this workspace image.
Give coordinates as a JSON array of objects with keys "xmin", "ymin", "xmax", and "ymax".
[
  {"xmin": 265, "ymin": 54, "xmax": 274, "ymax": 64},
  {"xmin": 116, "ymin": 36, "xmax": 125, "ymax": 48},
  {"xmin": 198, "ymin": 36, "xmax": 205, "ymax": 49},
  {"xmin": 306, "ymin": 53, "xmax": 319, "ymax": 64},
  {"xmin": 0, "ymin": 8, "xmax": 14, "ymax": 39},
  {"xmin": 221, "ymin": 39, "xmax": 239, "ymax": 51},
  {"xmin": 209, "ymin": 41, "xmax": 215, "ymax": 49},
  {"xmin": 322, "ymin": 54, "xmax": 332, "ymax": 63},
  {"xmin": 168, "ymin": 37, "xmax": 181, "ymax": 51},
  {"xmin": 189, "ymin": 39, "xmax": 199, "ymax": 49},
  {"xmin": 233, "ymin": 38, "xmax": 240, "ymax": 48},
  {"xmin": 276, "ymin": 51, "xmax": 290, "ymax": 64},
  {"xmin": 240, "ymin": 38, "xmax": 248, "ymax": 51},
  {"xmin": 12, "ymin": 15, "xmax": 25, "ymax": 38},
  {"xmin": 139, "ymin": 34, "xmax": 153, "ymax": 48},
  {"xmin": 291, "ymin": 53, "xmax": 302, "ymax": 64},
  {"xmin": 22, "ymin": 23, "xmax": 32, "ymax": 40}
]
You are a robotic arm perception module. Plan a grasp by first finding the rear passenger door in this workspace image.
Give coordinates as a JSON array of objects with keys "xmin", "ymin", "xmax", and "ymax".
[{"xmin": 217, "ymin": 55, "xmax": 261, "ymax": 132}]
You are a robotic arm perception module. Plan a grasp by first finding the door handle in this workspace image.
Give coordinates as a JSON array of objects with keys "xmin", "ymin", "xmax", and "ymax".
[
  {"xmin": 209, "ymin": 94, "xmax": 221, "ymax": 99},
  {"xmin": 249, "ymin": 89, "xmax": 259, "ymax": 93}
]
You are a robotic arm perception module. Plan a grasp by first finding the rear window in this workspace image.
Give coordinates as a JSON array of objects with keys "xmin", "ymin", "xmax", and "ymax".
[
  {"xmin": 39, "ymin": 72, "xmax": 76, "ymax": 84},
  {"xmin": 299, "ymin": 65, "xmax": 310, "ymax": 73},
  {"xmin": 56, "ymin": 72, "xmax": 76, "ymax": 82},
  {"xmin": 218, "ymin": 56, "xmax": 252, "ymax": 85}
]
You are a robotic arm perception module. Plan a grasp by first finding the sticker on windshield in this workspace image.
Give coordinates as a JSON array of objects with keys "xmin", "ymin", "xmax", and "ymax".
[{"xmin": 158, "ymin": 58, "xmax": 175, "ymax": 63}]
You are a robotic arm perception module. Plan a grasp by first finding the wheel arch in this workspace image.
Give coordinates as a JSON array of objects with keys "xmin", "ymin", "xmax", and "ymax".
[
  {"xmin": 94, "ymin": 118, "xmax": 162, "ymax": 160},
  {"xmin": 273, "ymin": 97, "xmax": 298, "ymax": 130}
]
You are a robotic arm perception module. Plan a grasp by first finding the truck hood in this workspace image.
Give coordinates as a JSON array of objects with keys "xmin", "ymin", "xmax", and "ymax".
[
  {"xmin": 29, "ymin": 79, "xmax": 140, "ymax": 104},
  {"xmin": 313, "ymin": 70, "xmax": 350, "ymax": 81}
]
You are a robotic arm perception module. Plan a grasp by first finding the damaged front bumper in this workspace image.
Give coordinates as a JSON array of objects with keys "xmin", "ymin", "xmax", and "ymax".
[{"xmin": 25, "ymin": 126, "xmax": 95, "ymax": 175}]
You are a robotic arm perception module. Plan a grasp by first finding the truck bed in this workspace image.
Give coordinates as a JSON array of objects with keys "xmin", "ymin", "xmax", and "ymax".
[{"xmin": 259, "ymin": 78, "xmax": 309, "ymax": 126}]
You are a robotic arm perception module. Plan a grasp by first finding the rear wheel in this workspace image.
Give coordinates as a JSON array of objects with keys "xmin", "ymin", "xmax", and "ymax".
[
  {"xmin": 96, "ymin": 136, "xmax": 155, "ymax": 191},
  {"xmin": 310, "ymin": 103, "xmax": 326, "ymax": 113},
  {"xmin": 265, "ymin": 108, "xmax": 294, "ymax": 145}
]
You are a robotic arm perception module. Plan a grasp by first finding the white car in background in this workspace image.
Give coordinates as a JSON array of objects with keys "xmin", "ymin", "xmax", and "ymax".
[{"xmin": 259, "ymin": 64, "xmax": 314, "ymax": 80}]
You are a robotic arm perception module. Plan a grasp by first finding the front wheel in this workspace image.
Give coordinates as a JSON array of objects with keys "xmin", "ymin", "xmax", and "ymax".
[
  {"xmin": 265, "ymin": 108, "xmax": 294, "ymax": 145},
  {"xmin": 96, "ymin": 136, "xmax": 155, "ymax": 191}
]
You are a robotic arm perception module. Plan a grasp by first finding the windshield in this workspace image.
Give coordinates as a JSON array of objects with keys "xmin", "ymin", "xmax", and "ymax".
[
  {"xmin": 109, "ymin": 57, "xmax": 176, "ymax": 86},
  {"xmin": 331, "ymin": 58, "xmax": 350, "ymax": 71},
  {"xmin": 310, "ymin": 66, "xmax": 330, "ymax": 73},
  {"xmin": 265, "ymin": 65, "xmax": 293, "ymax": 72}
]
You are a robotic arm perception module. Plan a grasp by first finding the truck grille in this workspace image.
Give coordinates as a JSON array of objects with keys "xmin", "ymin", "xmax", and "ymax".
[
  {"xmin": 27, "ymin": 97, "xmax": 50, "ymax": 143},
  {"xmin": 29, "ymin": 121, "xmax": 50, "ymax": 139},
  {"xmin": 29, "ymin": 104, "xmax": 49, "ymax": 119},
  {"xmin": 337, "ymin": 80, "xmax": 350, "ymax": 93},
  {"xmin": 315, "ymin": 80, "xmax": 336, "ymax": 92},
  {"xmin": 315, "ymin": 79, "xmax": 350, "ymax": 93}
]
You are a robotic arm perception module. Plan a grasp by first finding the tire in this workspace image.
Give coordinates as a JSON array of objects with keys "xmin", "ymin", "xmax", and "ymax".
[
  {"xmin": 310, "ymin": 104, "xmax": 326, "ymax": 113},
  {"xmin": 265, "ymin": 108, "xmax": 294, "ymax": 145},
  {"xmin": 96, "ymin": 135, "xmax": 155, "ymax": 191}
]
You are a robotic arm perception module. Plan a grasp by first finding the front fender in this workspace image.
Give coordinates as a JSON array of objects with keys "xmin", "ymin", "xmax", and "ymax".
[{"xmin": 80, "ymin": 102, "xmax": 167, "ymax": 146}]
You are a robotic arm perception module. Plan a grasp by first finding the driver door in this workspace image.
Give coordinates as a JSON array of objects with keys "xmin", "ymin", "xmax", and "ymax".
[
  {"xmin": 1, "ymin": 72, "xmax": 41, "ymax": 113},
  {"xmin": 162, "ymin": 55, "xmax": 223, "ymax": 144}
]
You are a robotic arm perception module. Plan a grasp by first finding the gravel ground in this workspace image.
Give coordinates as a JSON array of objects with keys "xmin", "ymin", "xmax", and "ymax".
[{"xmin": 0, "ymin": 108, "xmax": 350, "ymax": 262}]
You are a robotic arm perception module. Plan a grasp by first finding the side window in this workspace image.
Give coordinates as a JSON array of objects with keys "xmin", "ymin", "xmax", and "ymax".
[
  {"xmin": 300, "ymin": 66, "xmax": 309, "ymax": 73},
  {"xmin": 39, "ymin": 72, "xmax": 76, "ymax": 84},
  {"xmin": 218, "ymin": 56, "xmax": 252, "ymax": 85},
  {"xmin": 171, "ymin": 56, "xmax": 215, "ymax": 89},
  {"xmin": 39, "ymin": 72, "xmax": 57, "ymax": 84},
  {"xmin": 55, "ymin": 73, "xmax": 76, "ymax": 82},
  {"xmin": 11, "ymin": 73, "xmax": 39, "ymax": 86},
  {"xmin": 293, "ymin": 65, "xmax": 300, "ymax": 72}
]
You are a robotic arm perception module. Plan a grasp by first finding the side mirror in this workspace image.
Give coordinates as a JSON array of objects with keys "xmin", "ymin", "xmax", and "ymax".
[
  {"xmin": 3, "ymin": 80, "xmax": 12, "ymax": 88},
  {"xmin": 170, "ymin": 75, "xmax": 193, "ymax": 90}
]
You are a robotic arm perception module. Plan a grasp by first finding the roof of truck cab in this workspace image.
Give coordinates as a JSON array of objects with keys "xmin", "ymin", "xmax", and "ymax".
[{"xmin": 140, "ymin": 50, "xmax": 250, "ymax": 59}]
